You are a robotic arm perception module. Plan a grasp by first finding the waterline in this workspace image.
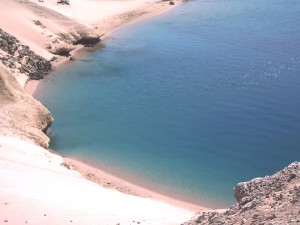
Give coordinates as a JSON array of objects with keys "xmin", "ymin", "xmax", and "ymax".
[{"xmin": 35, "ymin": 0, "xmax": 300, "ymax": 208}]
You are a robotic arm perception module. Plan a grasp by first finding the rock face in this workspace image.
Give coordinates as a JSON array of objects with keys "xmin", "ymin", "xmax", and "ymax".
[
  {"xmin": 58, "ymin": 31, "xmax": 101, "ymax": 47},
  {"xmin": 0, "ymin": 64, "xmax": 53, "ymax": 148},
  {"xmin": 183, "ymin": 162, "xmax": 300, "ymax": 225},
  {"xmin": 73, "ymin": 35, "xmax": 101, "ymax": 47},
  {"xmin": 0, "ymin": 28, "xmax": 52, "ymax": 80}
]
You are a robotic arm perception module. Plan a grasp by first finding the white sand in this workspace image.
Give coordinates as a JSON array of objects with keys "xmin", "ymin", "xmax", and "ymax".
[
  {"xmin": 33, "ymin": 0, "xmax": 154, "ymax": 25},
  {"xmin": 0, "ymin": 136, "xmax": 194, "ymax": 225}
]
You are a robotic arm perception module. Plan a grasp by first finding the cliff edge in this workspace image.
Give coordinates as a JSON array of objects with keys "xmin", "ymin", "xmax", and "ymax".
[
  {"xmin": 0, "ymin": 64, "xmax": 53, "ymax": 148},
  {"xmin": 184, "ymin": 162, "xmax": 300, "ymax": 225}
]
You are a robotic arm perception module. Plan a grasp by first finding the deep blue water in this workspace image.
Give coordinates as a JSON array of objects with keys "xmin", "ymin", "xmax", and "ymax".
[{"xmin": 35, "ymin": 0, "xmax": 300, "ymax": 208}]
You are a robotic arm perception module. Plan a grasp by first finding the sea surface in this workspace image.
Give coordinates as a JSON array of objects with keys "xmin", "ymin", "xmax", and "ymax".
[{"xmin": 35, "ymin": 0, "xmax": 300, "ymax": 208}]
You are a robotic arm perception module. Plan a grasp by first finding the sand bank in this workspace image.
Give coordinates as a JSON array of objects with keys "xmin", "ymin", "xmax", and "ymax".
[
  {"xmin": 64, "ymin": 157, "xmax": 208, "ymax": 212},
  {"xmin": 0, "ymin": 136, "xmax": 195, "ymax": 225}
]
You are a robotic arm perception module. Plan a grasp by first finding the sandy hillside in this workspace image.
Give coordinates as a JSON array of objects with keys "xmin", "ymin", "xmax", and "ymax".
[
  {"xmin": 0, "ymin": 136, "xmax": 194, "ymax": 225},
  {"xmin": 0, "ymin": 0, "xmax": 177, "ymax": 63}
]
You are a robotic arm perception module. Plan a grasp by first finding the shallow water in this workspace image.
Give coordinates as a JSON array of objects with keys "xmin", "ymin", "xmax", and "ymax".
[{"xmin": 35, "ymin": 0, "xmax": 300, "ymax": 207}]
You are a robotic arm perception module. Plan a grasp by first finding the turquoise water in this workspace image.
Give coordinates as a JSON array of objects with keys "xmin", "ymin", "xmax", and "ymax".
[{"xmin": 35, "ymin": 0, "xmax": 300, "ymax": 208}]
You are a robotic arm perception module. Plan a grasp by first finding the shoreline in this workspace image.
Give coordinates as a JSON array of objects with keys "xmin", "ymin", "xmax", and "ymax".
[
  {"xmin": 23, "ymin": 0, "xmax": 213, "ymax": 212},
  {"xmin": 63, "ymin": 156, "xmax": 210, "ymax": 212},
  {"xmin": 0, "ymin": 135, "xmax": 196, "ymax": 225},
  {"xmin": 25, "ymin": 0, "xmax": 183, "ymax": 95},
  {"xmin": 1, "ymin": 0, "xmax": 298, "ymax": 223}
]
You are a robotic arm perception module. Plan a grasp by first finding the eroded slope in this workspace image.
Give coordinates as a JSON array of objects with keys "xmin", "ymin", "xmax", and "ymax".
[{"xmin": 0, "ymin": 64, "xmax": 53, "ymax": 148}]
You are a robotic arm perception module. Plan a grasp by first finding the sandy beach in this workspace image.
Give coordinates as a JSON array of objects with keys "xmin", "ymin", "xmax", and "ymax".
[
  {"xmin": 63, "ymin": 156, "xmax": 208, "ymax": 212},
  {"xmin": 0, "ymin": 136, "xmax": 197, "ymax": 225},
  {"xmin": 0, "ymin": 0, "xmax": 209, "ymax": 224}
]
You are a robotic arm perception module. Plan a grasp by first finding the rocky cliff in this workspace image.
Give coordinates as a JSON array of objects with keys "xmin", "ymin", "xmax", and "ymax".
[
  {"xmin": 0, "ymin": 64, "xmax": 53, "ymax": 148},
  {"xmin": 184, "ymin": 162, "xmax": 300, "ymax": 225}
]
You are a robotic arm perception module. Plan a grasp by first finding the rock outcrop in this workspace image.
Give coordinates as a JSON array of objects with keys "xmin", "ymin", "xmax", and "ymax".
[
  {"xmin": 43, "ymin": 30, "xmax": 101, "ymax": 56},
  {"xmin": 0, "ymin": 64, "xmax": 53, "ymax": 148},
  {"xmin": 57, "ymin": 0, "xmax": 70, "ymax": 5},
  {"xmin": 183, "ymin": 162, "xmax": 300, "ymax": 225},
  {"xmin": 49, "ymin": 43, "xmax": 75, "ymax": 57},
  {"xmin": 46, "ymin": 31, "xmax": 101, "ymax": 55},
  {"xmin": 72, "ymin": 34, "xmax": 101, "ymax": 47},
  {"xmin": 58, "ymin": 31, "xmax": 101, "ymax": 47},
  {"xmin": 0, "ymin": 28, "xmax": 52, "ymax": 80}
]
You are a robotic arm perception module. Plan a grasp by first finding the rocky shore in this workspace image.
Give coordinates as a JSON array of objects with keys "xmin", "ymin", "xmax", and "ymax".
[{"xmin": 184, "ymin": 162, "xmax": 300, "ymax": 225}]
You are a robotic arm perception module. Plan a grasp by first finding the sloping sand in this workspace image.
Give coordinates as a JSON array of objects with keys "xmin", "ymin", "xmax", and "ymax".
[
  {"xmin": 0, "ymin": 136, "xmax": 194, "ymax": 225},
  {"xmin": 0, "ymin": 0, "xmax": 55, "ymax": 59}
]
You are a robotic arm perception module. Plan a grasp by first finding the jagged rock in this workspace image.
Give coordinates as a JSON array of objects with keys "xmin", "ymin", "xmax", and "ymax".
[
  {"xmin": 169, "ymin": 1, "xmax": 175, "ymax": 5},
  {"xmin": 183, "ymin": 162, "xmax": 300, "ymax": 225},
  {"xmin": 0, "ymin": 28, "xmax": 52, "ymax": 80}
]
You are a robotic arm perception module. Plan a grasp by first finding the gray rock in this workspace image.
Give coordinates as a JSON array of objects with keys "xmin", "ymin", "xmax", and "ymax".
[
  {"xmin": 0, "ymin": 28, "xmax": 52, "ymax": 80},
  {"xmin": 183, "ymin": 162, "xmax": 300, "ymax": 225}
]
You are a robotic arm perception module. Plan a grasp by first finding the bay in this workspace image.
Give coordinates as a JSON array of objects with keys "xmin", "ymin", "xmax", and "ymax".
[{"xmin": 35, "ymin": 0, "xmax": 300, "ymax": 207}]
